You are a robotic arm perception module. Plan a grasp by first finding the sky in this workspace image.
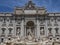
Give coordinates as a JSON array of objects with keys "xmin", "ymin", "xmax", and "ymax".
[{"xmin": 0, "ymin": 0, "xmax": 60, "ymax": 13}]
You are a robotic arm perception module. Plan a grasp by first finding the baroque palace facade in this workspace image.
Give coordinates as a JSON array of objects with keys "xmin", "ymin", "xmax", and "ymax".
[{"xmin": 0, "ymin": 0, "xmax": 60, "ymax": 45}]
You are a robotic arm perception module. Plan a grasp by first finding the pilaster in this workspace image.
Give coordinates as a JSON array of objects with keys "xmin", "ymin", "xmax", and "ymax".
[
  {"xmin": 36, "ymin": 18, "xmax": 40, "ymax": 39},
  {"xmin": 21, "ymin": 18, "xmax": 24, "ymax": 38}
]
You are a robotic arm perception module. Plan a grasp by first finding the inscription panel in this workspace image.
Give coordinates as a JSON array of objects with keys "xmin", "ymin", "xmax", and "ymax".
[{"xmin": 24, "ymin": 10, "xmax": 36, "ymax": 14}]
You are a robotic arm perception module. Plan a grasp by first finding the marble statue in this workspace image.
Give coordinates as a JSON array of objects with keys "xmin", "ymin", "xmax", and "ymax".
[
  {"xmin": 27, "ymin": 31, "xmax": 33, "ymax": 41},
  {"xmin": 17, "ymin": 28, "xmax": 20, "ymax": 36},
  {"xmin": 40, "ymin": 29, "xmax": 44, "ymax": 35}
]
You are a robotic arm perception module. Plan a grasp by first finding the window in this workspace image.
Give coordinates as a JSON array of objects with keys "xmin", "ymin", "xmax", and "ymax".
[
  {"xmin": 50, "ymin": 38, "xmax": 52, "ymax": 40},
  {"xmin": 40, "ymin": 20, "xmax": 44, "ymax": 24},
  {"xmin": 7, "ymin": 17, "xmax": 9, "ymax": 22},
  {"xmin": 57, "ymin": 38, "xmax": 59, "ymax": 40},
  {"xmin": 1, "ymin": 38, "xmax": 4, "ymax": 42},
  {"xmin": 48, "ymin": 20, "xmax": 52, "ymax": 26},
  {"xmin": 55, "ymin": 28, "xmax": 59, "ymax": 33},
  {"xmin": 8, "ymin": 38, "xmax": 11, "ymax": 40},
  {"xmin": 8, "ymin": 28, "xmax": 13, "ymax": 34},
  {"xmin": 2, "ymin": 23, "xmax": 6, "ymax": 26},
  {"xmin": 10, "ymin": 20, "xmax": 12, "ymax": 23},
  {"xmin": 57, "ymin": 17, "xmax": 60, "ymax": 21},
  {"xmin": 17, "ymin": 22, "xmax": 21, "ymax": 24},
  {"xmin": 54, "ymin": 19, "xmax": 58, "ymax": 26},
  {"xmin": 48, "ymin": 28, "xmax": 52, "ymax": 33},
  {"xmin": 1, "ymin": 28, "xmax": 6, "ymax": 34},
  {"xmin": 3, "ymin": 18, "xmax": 6, "ymax": 23},
  {"xmin": 54, "ymin": 23, "xmax": 58, "ymax": 26},
  {"xmin": 9, "ymin": 23, "xmax": 13, "ymax": 26},
  {"xmin": 51, "ymin": 17, "xmax": 54, "ymax": 22},
  {"xmin": 0, "ymin": 17, "xmax": 3, "ymax": 22}
]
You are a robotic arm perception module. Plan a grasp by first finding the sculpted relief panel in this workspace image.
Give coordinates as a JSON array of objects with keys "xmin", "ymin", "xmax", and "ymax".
[
  {"xmin": 15, "ymin": 10, "xmax": 23, "ymax": 15},
  {"xmin": 38, "ymin": 10, "xmax": 46, "ymax": 14}
]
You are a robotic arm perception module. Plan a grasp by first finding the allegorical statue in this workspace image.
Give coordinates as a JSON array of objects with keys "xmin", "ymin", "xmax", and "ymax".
[
  {"xmin": 40, "ymin": 28, "xmax": 44, "ymax": 35},
  {"xmin": 17, "ymin": 28, "xmax": 21, "ymax": 37},
  {"xmin": 27, "ymin": 28, "xmax": 34, "ymax": 41}
]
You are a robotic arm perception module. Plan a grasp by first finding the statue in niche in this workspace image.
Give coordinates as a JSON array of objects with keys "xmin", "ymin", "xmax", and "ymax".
[
  {"xmin": 27, "ymin": 28, "xmax": 33, "ymax": 36},
  {"xmin": 16, "ymin": 27, "xmax": 20, "ymax": 36},
  {"xmin": 40, "ymin": 27, "xmax": 44, "ymax": 35},
  {"xmin": 27, "ymin": 28, "xmax": 34, "ymax": 41}
]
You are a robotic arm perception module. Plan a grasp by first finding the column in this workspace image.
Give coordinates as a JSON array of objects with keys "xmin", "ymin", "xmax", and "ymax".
[
  {"xmin": 36, "ymin": 19, "xmax": 40, "ymax": 38},
  {"xmin": 45, "ymin": 20, "xmax": 48, "ymax": 37},
  {"xmin": 21, "ymin": 19, "xmax": 24, "ymax": 38},
  {"xmin": 25, "ymin": 25, "xmax": 26, "ymax": 37}
]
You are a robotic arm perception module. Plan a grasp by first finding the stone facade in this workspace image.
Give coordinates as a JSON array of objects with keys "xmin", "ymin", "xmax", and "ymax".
[{"xmin": 0, "ymin": 0, "xmax": 60, "ymax": 45}]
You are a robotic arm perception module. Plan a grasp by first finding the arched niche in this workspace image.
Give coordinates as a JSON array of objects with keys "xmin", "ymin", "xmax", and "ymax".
[{"xmin": 26, "ymin": 21, "xmax": 35, "ymax": 36}]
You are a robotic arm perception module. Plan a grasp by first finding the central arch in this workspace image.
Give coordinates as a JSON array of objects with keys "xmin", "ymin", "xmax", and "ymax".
[{"xmin": 26, "ymin": 21, "xmax": 35, "ymax": 36}]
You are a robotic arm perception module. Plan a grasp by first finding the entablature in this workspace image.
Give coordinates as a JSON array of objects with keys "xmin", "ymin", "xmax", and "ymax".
[
  {"xmin": 0, "ymin": 13, "xmax": 13, "ymax": 17},
  {"xmin": 48, "ymin": 13, "xmax": 60, "ymax": 17}
]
